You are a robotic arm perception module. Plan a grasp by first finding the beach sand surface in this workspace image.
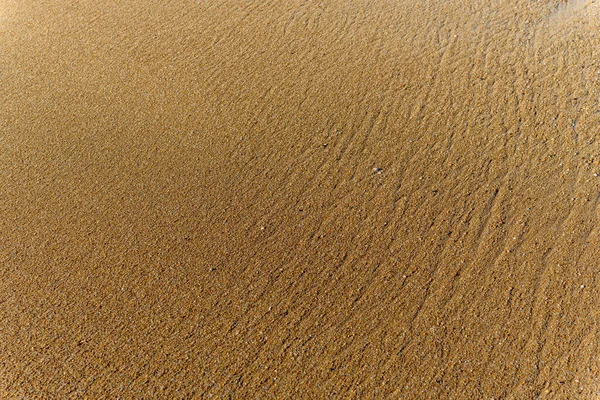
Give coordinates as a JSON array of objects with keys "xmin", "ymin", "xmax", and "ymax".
[{"xmin": 2, "ymin": 0, "xmax": 600, "ymax": 398}]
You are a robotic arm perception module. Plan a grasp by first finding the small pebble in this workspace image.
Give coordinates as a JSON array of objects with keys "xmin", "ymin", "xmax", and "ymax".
[{"xmin": 373, "ymin": 167, "xmax": 383, "ymax": 174}]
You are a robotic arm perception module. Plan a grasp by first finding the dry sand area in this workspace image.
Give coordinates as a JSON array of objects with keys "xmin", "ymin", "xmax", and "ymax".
[{"xmin": 2, "ymin": 0, "xmax": 600, "ymax": 398}]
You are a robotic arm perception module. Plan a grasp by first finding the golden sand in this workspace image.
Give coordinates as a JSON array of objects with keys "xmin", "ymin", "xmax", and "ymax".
[{"xmin": 2, "ymin": 0, "xmax": 600, "ymax": 397}]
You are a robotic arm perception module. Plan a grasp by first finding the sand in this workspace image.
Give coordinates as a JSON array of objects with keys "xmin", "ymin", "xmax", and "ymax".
[{"xmin": 2, "ymin": 0, "xmax": 600, "ymax": 398}]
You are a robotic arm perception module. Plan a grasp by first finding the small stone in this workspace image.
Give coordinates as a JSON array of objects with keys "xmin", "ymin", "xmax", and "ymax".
[{"xmin": 373, "ymin": 167, "xmax": 383, "ymax": 174}]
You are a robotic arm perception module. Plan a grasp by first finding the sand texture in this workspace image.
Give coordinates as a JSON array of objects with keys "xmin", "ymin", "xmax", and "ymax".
[{"xmin": 2, "ymin": 0, "xmax": 600, "ymax": 398}]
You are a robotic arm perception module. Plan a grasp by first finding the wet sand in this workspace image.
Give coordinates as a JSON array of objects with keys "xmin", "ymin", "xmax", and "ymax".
[{"xmin": 2, "ymin": 0, "xmax": 600, "ymax": 398}]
